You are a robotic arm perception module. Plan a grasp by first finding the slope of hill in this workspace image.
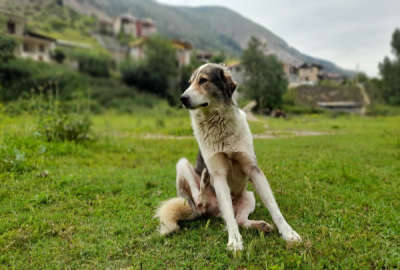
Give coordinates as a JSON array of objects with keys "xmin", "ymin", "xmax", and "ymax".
[
  {"xmin": 78, "ymin": 0, "xmax": 354, "ymax": 76},
  {"xmin": 0, "ymin": 0, "xmax": 105, "ymax": 52}
]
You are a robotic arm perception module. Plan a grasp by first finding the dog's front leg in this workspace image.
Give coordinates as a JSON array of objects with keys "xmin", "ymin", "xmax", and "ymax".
[
  {"xmin": 234, "ymin": 152, "xmax": 302, "ymax": 243},
  {"xmin": 250, "ymin": 168, "xmax": 301, "ymax": 242},
  {"xmin": 208, "ymin": 153, "xmax": 243, "ymax": 251}
]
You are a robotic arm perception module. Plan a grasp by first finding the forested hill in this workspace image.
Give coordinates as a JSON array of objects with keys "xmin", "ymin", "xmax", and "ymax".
[
  {"xmin": 0, "ymin": 0, "xmax": 354, "ymax": 76},
  {"xmin": 82, "ymin": 0, "xmax": 354, "ymax": 76}
]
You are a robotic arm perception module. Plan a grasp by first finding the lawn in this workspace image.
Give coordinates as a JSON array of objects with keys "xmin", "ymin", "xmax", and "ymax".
[{"xmin": 0, "ymin": 110, "xmax": 399, "ymax": 269}]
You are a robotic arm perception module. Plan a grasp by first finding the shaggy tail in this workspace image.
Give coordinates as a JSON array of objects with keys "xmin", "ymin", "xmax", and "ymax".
[{"xmin": 155, "ymin": 197, "xmax": 197, "ymax": 235}]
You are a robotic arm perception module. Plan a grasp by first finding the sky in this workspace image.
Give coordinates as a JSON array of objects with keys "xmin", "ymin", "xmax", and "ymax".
[{"xmin": 157, "ymin": 0, "xmax": 399, "ymax": 77}]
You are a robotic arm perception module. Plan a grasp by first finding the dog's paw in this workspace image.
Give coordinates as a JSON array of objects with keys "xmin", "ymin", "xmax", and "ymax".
[
  {"xmin": 254, "ymin": 221, "xmax": 274, "ymax": 233},
  {"xmin": 227, "ymin": 236, "xmax": 243, "ymax": 252},
  {"xmin": 281, "ymin": 230, "xmax": 302, "ymax": 243}
]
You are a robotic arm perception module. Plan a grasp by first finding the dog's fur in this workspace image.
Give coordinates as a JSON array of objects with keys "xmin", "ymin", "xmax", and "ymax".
[{"xmin": 156, "ymin": 63, "xmax": 301, "ymax": 251}]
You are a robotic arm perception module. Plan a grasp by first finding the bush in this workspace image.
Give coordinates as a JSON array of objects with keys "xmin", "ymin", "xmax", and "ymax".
[
  {"xmin": 76, "ymin": 52, "xmax": 112, "ymax": 77},
  {"xmin": 120, "ymin": 36, "xmax": 178, "ymax": 103},
  {"xmin": 37, "ymin": 111, "xmax": 93, "ymax": 142},
  {"xmin": 366, "ymin": 104, "xmax": 400, "ymax": 116},
  {"xmin": 0, "ymin": 35, "xmax": 18, "ymax": 63},
  {"xmin": 0, "ymin": 58, "xmax": 87, "ymax": 102},
  {"xmin": 52, "ymin": 48, "xmax": 66, "ymax": 63}
]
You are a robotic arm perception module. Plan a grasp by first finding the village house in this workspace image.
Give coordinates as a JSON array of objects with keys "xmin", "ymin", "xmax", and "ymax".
[
  {"xmin": 172, "ymin": 40, "xmax": 193, "ymax": 66},
  {"xmin": 297, "ymin": 63, "xmax": 323, "ymax": 85},
  {"xmin": 129, "ymin": 38, "xmax": 193, "ymax": 66},
  {"xmin": 112, "ymin": 14, "xmax": 157, "ymax": 38},
  {"xmin": 196, "ymin": 51, "xmax": 213, "ymax": 63},
  {"xmin": 2, "ymin": 11, "xmax": 56, "ymax": 62},
  {"xmin": 282, "ymin": 62, "xmax": 300, "ymax": 86}
]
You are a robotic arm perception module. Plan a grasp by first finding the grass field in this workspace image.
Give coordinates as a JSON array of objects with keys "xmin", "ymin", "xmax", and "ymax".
[{"xmin": 0, "ymin": 108, "xmax": 399, "ymax": 269}]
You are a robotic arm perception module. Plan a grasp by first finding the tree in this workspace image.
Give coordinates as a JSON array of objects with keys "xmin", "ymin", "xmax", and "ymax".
[
  {"xmin": 241, "ymin": 36, "xmax": 288, "ymax": 112},
  {"xmin": 379, "ymin": 29, "xmax": 400, "ymax": 105},
  {"xmin": 120, "ymin": 36, "xmax": 178, "ymax": 102},
  {"xmin": 210, "ymin": 51, "xmax": 226, "ymax": 64},
  {"xmin": 0, "ymin": 35, "xmax": 18, "ymax": 63}
]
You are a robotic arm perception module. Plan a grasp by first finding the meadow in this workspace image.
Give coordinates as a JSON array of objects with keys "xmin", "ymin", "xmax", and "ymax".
[{"xmin": 0, "ymin": 107, "xmax": 399, "ymax": 269}]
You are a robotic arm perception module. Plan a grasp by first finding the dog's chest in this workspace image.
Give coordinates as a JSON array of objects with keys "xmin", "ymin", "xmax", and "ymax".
[{"xmin": 192, "ymin": 109, "xmax": 241, "ymax": 153}]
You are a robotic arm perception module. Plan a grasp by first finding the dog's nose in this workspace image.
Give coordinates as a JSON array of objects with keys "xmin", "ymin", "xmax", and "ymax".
[{"xmin": 180, "ymin": 95, "xmax": 190, "ymax": 107}]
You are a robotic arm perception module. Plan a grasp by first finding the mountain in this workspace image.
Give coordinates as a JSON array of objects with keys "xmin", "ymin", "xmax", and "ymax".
[{"xmin": 74, "ymin": 0, "xmax": 354, "ymax": 76}]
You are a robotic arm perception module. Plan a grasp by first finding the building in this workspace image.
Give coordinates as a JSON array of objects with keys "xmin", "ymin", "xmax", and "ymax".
[
  {"xmin": 113, "ymin": 14, "xmax": 137, "ymax": 37},
  {"xmin": 297, "ymin": 63, "xmax": 323, "ymax": 85},
  {"xmin": 138, "ymin": 18, "xmax": 157, "ymax": 38},
  {"xmin": 172, "ymin": 40, "xmax": 193, "ymax": 66},
  {"xmin": 129, "ymin": 38, "xmax": 193, "ymax": 66},
  {"xmin": 2, "ymin": 11, "xmax": 56, "ymax": 62},
  {"xmin": 282, "ymin": 62, "xmax": 300, "ymax": 86},
  {"xmin": 113, "ymin": 14, "xmax": 157, "ymax": 38},
  {"xmin": 196, "ymin": 51, "xmax": 213, "ymax": 63}
]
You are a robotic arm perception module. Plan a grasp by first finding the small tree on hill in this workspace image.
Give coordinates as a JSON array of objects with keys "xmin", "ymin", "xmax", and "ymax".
[
  {"xmin": 379, "ymin": 28, "xmax": 400, "ymax": 105},
  {"xmin": 121, "ymin": 36, "xmax": 178, "ymax": 103},
  {"xmin": 241, "ymin": 36, "xmax": 288, "ymax": 113},
  {"xmin": 0, "ymin": 35, "xmax": 18, "ymax": 63}
]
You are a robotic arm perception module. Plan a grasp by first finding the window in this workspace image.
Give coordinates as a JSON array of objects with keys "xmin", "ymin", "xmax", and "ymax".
[
  {"xmin": 7, "ymin": 21, "xmax": 16, "ymax": 34},
  {"xmin": 23, "ymin": 42, "xmax": 30, "ymax": 52},
  {"xmin": 39, "ymin": 44, "xmax": 45, "ymax": 52}
]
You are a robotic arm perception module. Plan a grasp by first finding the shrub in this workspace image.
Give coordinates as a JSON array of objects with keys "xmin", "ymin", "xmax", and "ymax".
[
  {"xmin": 76, "ymin": 52, "xmax": 112, "ymax": 77},
  {"xmin": 52, "ymin": 48, "xmax": 66, "ymax": 63},
  {"xmin": 0, "ymin": 58, "xmax": 87, "ymax": 102},
  {"xmin": 0, "ymin": 35, "xmax": 18, "ymax": 63},
  {"xmin": 37, "ymin": 111, "xmax": 93, "ymax": 142},
  {"xmin": 366, "ymin": 104, "xmax": 400, "ymax": 116},
  {"xmin": 120, "ymin": 36, "xmax": 178, "ymax": 103}
]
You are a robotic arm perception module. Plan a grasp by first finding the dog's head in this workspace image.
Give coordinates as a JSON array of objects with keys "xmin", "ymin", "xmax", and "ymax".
[{"xmin": 180, "ymin": 63, "xmax": 237, "ymax": 110}]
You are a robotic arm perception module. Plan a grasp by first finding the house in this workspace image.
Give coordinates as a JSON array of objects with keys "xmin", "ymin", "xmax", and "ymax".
[
  {"xmin": 297, "ymin": 63, "xmax": 323, "ymax": 85},
  {"xmin": 172, "ymin": 40, "xmax": 193, "ymax": 66},
  {"xmin": 2, "ymin": 11, "xmax": 56, "ymax": 62},
  {"xmin": 282, "ymin": 62, "xmax": 300, "ymax": 86},
  {"xmin": 114, "ymin": 14, "xmax": 137, "ymax": 37},
  {"xmin": 129, "ymin": 38, "xmax": 193, "ymax": 66},
  {"xmin": 196, "ymin": 51, "xmax": 213, "ymax": 63},
  {"xmin": 113, "ymin": 15, "xmax": 157, "ymax": 38},
  {"xmin": 129, "ymin": 38, "xmax": 147, "ymax": 60},
  {"xmin": 98, "ymin": 18, "xmax": 114, "ymax": 36},
  {"xmin": 137, "ymin": 18, "xmax": 157, "ymax": 38}
]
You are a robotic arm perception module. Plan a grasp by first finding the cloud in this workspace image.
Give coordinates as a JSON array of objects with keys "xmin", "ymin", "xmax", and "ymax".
[{"xmin": 157, "ymin": 0, "xmax": 399, "ymax": 76}]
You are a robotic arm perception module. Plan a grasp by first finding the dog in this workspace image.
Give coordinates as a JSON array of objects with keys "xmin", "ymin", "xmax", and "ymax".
[{"xmin": 155, "ymin": 63, "xmax": 301, "ymax": 251}]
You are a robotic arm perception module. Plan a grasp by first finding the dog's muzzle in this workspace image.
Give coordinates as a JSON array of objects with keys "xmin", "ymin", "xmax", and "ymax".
[{"xmin": 180, "ymin": 95, "xmax": 191, "ymax": 108}]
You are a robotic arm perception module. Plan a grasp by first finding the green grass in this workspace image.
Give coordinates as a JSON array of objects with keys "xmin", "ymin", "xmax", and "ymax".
[{"xmin": 1, "ymin": 110, "xmax": 399, "ymax": 269}]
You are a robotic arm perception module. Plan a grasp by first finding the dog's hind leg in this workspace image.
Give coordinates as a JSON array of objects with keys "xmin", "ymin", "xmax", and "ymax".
[
  {"xmin": 156, "ymin": 158, "xmax": 202, "ymax": 235},
  {"xmin": 176, "ymin": 158, "xmax": 201, "ymax": 212},
  {"xmin": 235, "ymin": 191, "xmax": 274, "ymax": 233}
]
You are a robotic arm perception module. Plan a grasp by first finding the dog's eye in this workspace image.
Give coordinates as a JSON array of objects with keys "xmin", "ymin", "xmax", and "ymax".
[{"xmin": 198, "ymin": 78, "xmax": 208, "ymax": 85}]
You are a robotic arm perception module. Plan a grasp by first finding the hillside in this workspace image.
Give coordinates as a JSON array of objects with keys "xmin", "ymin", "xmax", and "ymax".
[
  {"xmin": 77, "ymin": 0, "xmax": 354, "ymax": 76},
  {"xmin": 0, "ymin": 0, "xmax": 105, "ymax": 52},
  {"xmin": 0, "ymin": 0, "xmax": 354, "ymax": 76}
]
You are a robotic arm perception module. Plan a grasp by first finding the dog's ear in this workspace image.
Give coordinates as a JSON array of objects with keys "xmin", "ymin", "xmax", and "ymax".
[{"xmin": 218, "ymin": 68, "xmax": 237, "ymax": 97}]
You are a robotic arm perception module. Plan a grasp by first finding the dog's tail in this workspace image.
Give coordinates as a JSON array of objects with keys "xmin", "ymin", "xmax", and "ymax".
[{"xmin": 155, "ymin": 197, "xmax": 197, "ymax": 235}]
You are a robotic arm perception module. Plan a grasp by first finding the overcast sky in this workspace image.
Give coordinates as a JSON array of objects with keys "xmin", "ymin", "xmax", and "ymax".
[{"xmin": 157, "ymin": 0, "xmax": 399, "ymax": 76}]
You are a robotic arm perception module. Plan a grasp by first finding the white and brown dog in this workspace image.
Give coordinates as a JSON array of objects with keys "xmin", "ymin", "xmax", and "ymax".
[{"xmin": 155, "ymin": 63, "xmax": 301, "ymax": 251}]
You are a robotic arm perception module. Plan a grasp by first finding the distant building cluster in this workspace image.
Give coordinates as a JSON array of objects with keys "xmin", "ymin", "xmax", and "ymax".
[
  {"xmin": 98, "ymin": 14, "xmax": 157, "ymax": 39},
  {"xmin": 282, "ymin": 63, "xmax": 344, "ymax": 87},
  {"xmin": 3, "ymin": 11, "xmax": 56, "ymax": 62}
]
